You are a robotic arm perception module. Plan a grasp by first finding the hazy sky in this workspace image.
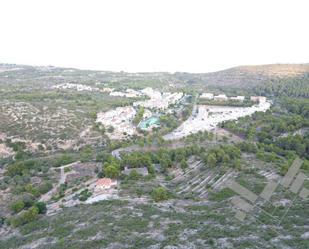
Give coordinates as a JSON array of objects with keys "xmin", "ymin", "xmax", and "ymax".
[{"xmin": 0, "ymin": 0, "xmax": 308, "ymax": 73}]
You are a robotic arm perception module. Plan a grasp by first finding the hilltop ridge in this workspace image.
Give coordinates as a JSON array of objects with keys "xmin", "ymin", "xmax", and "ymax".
[{"xmin": 1, "ymin": 62, "xmax": 309, "ymax": 90}]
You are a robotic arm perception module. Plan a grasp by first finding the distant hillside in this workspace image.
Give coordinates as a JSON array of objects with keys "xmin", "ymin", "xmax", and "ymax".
[
  {"xmin": 237, "ymin": 64, "xmax": 309, "ymax": 77},
  {"xmin": 1, "ymin": 62, "xmax": 309, "ymax": 91},
  {"xmin": 175, "ymin": 64, "xmax": 309, "ymax": 89}
]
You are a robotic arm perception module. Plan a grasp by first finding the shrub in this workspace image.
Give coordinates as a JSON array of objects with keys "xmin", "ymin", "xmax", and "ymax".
[
  {"xmin": 129, "ymin": 169, "xmax": 140, "ymax": 180},
  {"xmin": 107, "ymin": 126, "xmax": 115, "ymax": 133},
  {"xmin": 54, "ymin": 154, "xmax": 74, "ymax": 167},
  {"xmin": 147, "ymin": 165, "xmax": 155, "ymax": 175},
  {"xmin": 10, "ymin": 200, "xmax": 25, "ymax": 214},
  {"xmin": 104, "ymin": 164, "xmax": 120, "ymax": 179},
  {"xmin": 151, "ymin": 187, "xmax": 169, "ymax": 202},
  {"xmin": 78, "ymin": 189, "xmax": 92, "ymax": 201},
  {"xmin": 207, "ymin": 153, "xmax": 217, "ymax": 167},
  {"xmin": 38, "ymin": 182, "xmax": 53, "ymax": 195},
  {"xmin": 10, "ymin": 206, "xmax": 39, "ymax": 227},
  {"xmin": 21, "ymin": 194, "xmax": 35, "ymax": 208},
  {"xmin": 34, "ymin": 202, "xmax": 47, "ymax": 214},
  {"xmin": 180, "ymin": 159, "xmax": 188, "ymax": 170},
  {"xmin": 80, "ymin": 146, "xmax": 93, "ymax": 162}
]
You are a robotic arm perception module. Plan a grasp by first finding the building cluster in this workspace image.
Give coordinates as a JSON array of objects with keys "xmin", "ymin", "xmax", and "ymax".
[
  {"xmin": 200, "ymin": 92, "xmax": 266, "ymax": 103},
  {"xmin": 100, "ymin": 87, "xmax": 115, "ymax": 93},
  {"xmin": 134, "ymin": 88, "xmax": 183, "ymax": 110},
  {"xmin": 109, "ymin": 89, "xmax": 142, "ymax": 98},
  {"xmin": 106, "ymin": 87, "xmax": 183, "ymax": 110},
  {"xmin": 96, "ymin": 106, "xmax": 136, "ymax": 139},
  {"xmin": 95, "ymin": 87, "xmax": 184, "ymax": 138},
  {"xmin": 164, "ymin": 100, "xmax": 271, "ymax": 140},
  {"xmin": 51, "ymin": 83, "xmax": 185, "ymax": 110},
  {"xmin": 52, "ymin": 83, "xmax": 95, "ymax": 91}
]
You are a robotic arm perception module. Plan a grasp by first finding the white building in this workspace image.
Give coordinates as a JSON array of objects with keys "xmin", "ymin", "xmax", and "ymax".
[
  {"xmin": 96, "ymin": 106, "xmax": 137, "ymax": 139},
  {"xmin": 143, "ymin": 109, "xmax": 152, "ymax": 119},
  {"xmin": 125, "ymin": 93, "xmax": 139, "ymax": 98},
  {"xmin": 250, "ymin": 96, "xmax": 267, "ymax": 103},
  {"xmin": 133, "ymin": 89, "xmax": 183, "ymax": 110},
  {"xmin": 126, "ymin": 89, "xmax": 140, "ymax": 95},
  {"xmin": 230, "ymin": 96, "xmax": 245, "ymax": 102},
  {"xmin": 134, "ymin": 99, "xmax": 169, "ymax": 110},
  {"xmin": 214, "ymin": 94, "xmax": 228, "ymax": 101},
  {"xmin": 165, "ymin": 92, "xmax": 183, "ymax": 104},
  {"xmin": 101, "ymin": 87, "xmax": 114, "ymax": 93},
  {"xmin": 141, "ymin": 87, "xmax": 162, "ymax": 99},
  {"xmin": 200, "ymin": 93, "xmax": 214, "ymax": 99},
  {"xmin": 110, "ymin": 91, "xmax": 126, "ymax": 97},
  {"xmin": 52, "ymin": 83, "xmax": 94, "ymax": 92},
  {"xmin": 109, "ymin": 89, "xmax": 141, "ymax": 98}
]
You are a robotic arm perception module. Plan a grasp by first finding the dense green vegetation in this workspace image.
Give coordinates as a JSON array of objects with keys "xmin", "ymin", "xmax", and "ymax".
[
  {"xmin": 222, "ymin": 97, "xmax": 309, "ymax": 162},
  {"xmin": 8, "ymin": 198, "xmax": 46, "ymax": 227},
  {"xmin": 118, "ymin": 147, "xmax": 200, "ymax": 173},
  {"xmin": 205, "ymin": 144, "xmax": 241, "ymax": 169},
  {"xmin": 254, "ymin": 74, "xmax": 309, "ymax": 98},
  {"xmin": 132, "ymin": 106, "xmax": 145, "ymax": 125},
  {"xmin": 159, "ymin": 114, "xmax": 179, "ymax": 131}
]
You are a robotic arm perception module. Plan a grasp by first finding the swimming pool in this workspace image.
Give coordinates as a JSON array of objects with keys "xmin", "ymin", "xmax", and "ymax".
[{"xmin": 138, "ymin": 116, "xmax": 160, "ymax": 129}]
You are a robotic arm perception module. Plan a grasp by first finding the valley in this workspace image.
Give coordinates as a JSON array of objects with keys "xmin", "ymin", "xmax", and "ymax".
[{"xmin": 0, "ymin": 63, "xmax": 309, "ymax": 249}]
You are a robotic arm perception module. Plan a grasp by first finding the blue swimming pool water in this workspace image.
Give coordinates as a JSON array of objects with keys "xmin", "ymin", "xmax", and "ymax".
[{"xmin": 138, "ymin": 116, "xmax": 160, "ymax": 129}]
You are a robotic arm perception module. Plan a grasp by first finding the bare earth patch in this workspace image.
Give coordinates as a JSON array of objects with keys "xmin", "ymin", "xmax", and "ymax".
[{"xmin": 0, "ymin": 143, "xmax": 14, "ymax": 158}]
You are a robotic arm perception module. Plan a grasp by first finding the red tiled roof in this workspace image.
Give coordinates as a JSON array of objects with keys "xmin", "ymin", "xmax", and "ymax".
[{"xmin": 96, "ymin": 178, "xmax": 112, "ymax": 186}]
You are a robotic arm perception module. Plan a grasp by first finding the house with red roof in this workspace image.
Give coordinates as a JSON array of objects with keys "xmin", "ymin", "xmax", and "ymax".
[{"xmin": 95, "ymin": 178, "xmax": 117, "ymax": 192}]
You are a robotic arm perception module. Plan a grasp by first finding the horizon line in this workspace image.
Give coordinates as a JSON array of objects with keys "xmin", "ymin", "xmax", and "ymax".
[{"xmin": 1, "ymin": 61, "xmax": 309, "ymax": 75}]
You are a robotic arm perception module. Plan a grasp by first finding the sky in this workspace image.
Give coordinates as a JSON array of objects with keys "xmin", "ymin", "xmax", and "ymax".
[{"xmin": 0, "ymin": 0, "xmax": 308, "ymax": 73}]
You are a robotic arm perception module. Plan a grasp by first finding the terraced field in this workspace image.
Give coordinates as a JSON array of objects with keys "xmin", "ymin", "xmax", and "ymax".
[{"xmin": 169, "ymin": 160, "xmax": 237, "ymax": 199}]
